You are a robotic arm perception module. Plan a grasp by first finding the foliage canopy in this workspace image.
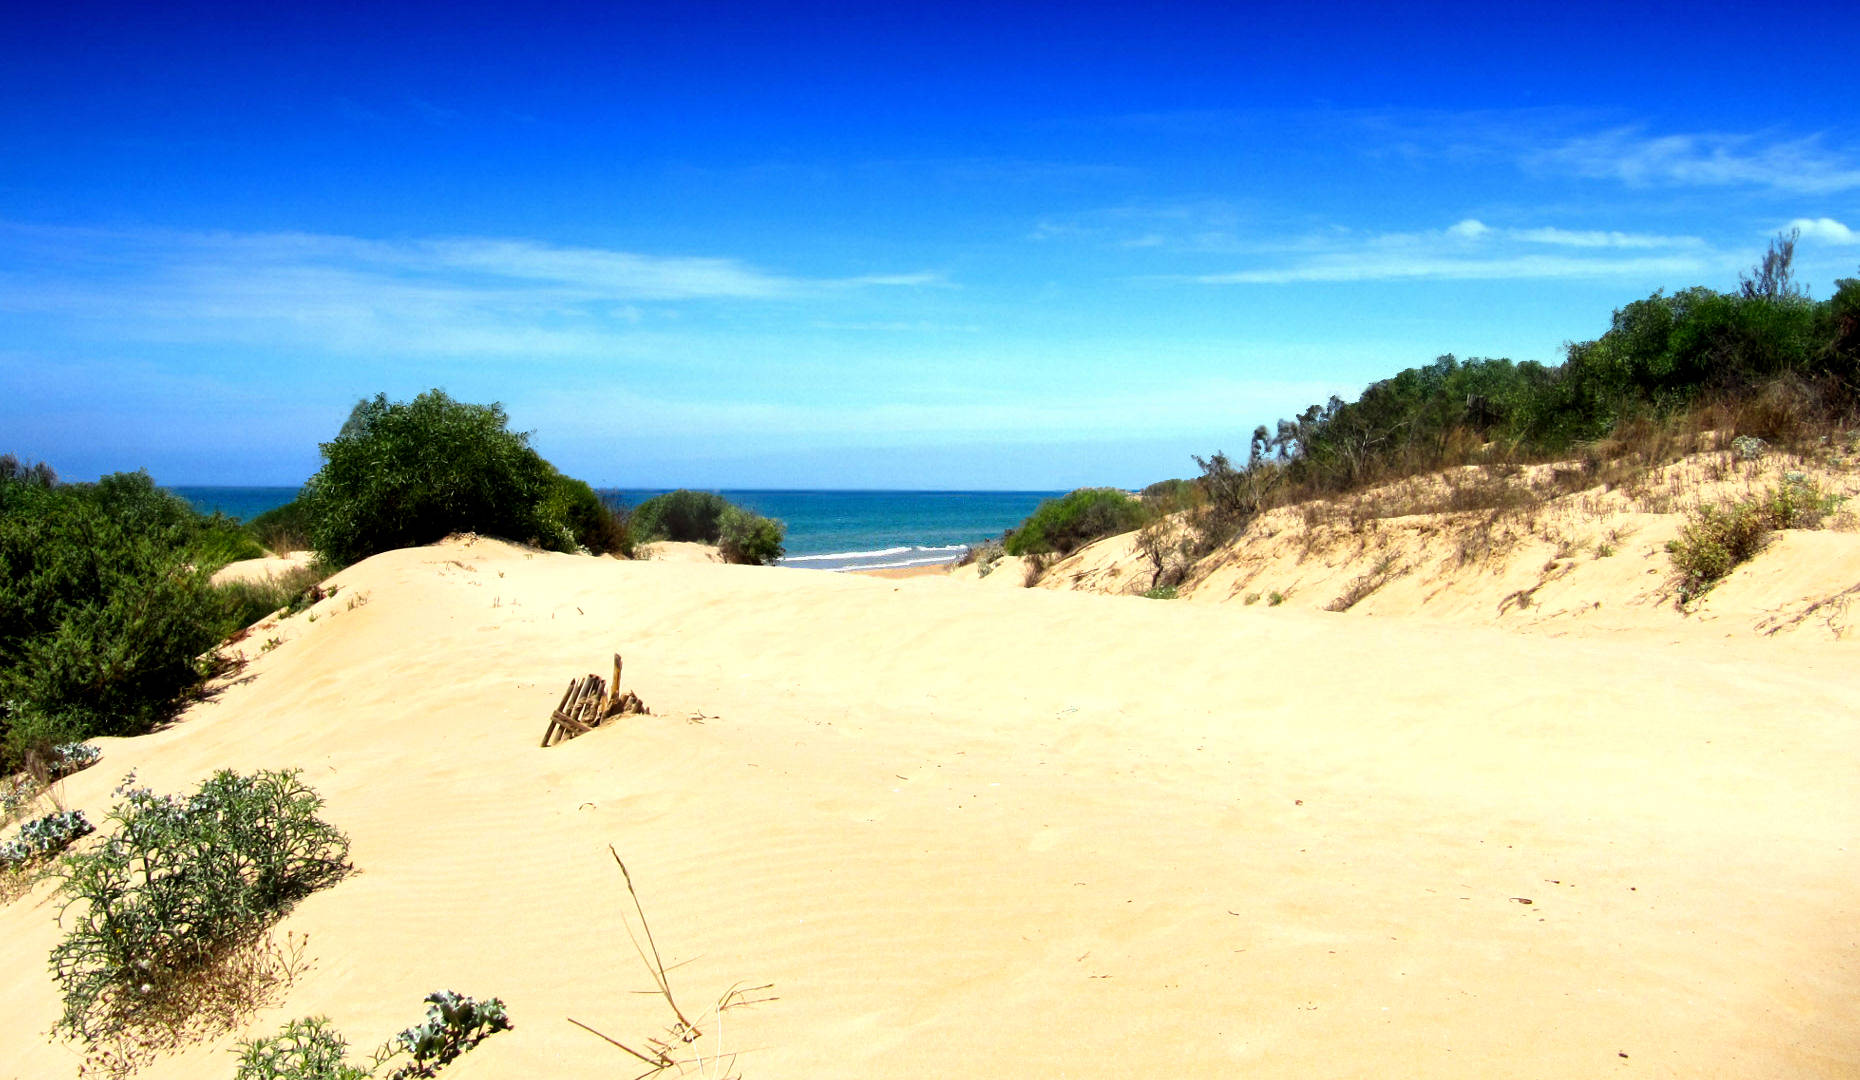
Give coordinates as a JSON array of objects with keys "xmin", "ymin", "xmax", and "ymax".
[{"xmin": 301, "ymin": 390, "xmax": 627, "ymax": 565}]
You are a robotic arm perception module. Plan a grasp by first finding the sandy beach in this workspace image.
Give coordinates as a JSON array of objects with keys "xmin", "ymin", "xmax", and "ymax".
[{"xmin": 3, "ymin": 534, "xmax": 1856, "ymax": 1078}]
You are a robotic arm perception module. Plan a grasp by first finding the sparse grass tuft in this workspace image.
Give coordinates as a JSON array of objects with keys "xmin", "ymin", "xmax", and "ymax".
[{"xmin": 1325, "ymin": 556, "xmax": 1402, "ymax": 612}]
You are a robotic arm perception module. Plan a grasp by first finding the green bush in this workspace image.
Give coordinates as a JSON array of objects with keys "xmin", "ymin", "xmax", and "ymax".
[
  {"xmin": 248, "ymin": 498, "xmax": 314, "ymax": 554},
  {"xmin": 1668, "ymin": 501, "xmax": 1770, "ymax": 605},
  {"xmin": 0, "ymin": 471, "xmax": 236, "ymax": 765},
  {"xmin": 50, "ymin": 769, "xmax": 351, "ymax": 1043},
  {"xmin": 1762, "ymin": 472, "xmax": 1843, "ymax": 529},
  {"xmin": 212, "ymin": 564, "xmax": 328, "ymax": 633},
  {"xmin": 235, "ymin": 993, "xmax": 512, "ymax": 1080},
  {"xmin": 717, "ymin": 505, "xmax": 785, "ymax": 565},
  {"xmin": 302, "ymin": 390, "xmax": 622, "ymax": 565},
  {"xmin": 1004, "ymin": 488, "xmax": 1147, "ymax": 556},
  {"xmin": 539, "ymin": 470, "xmax": 632, "ymax": 557},
  {"xmin": 1668, "ymin": 477, "xmax": 1846, "ymax": 605},
  {"xmin": 629, "ymin": 489, "xmax": 731, "ymax": 543}
]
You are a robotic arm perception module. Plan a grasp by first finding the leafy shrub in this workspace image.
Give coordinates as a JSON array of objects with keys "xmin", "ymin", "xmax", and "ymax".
[
  {"xmin": 1004, "ymin": 488, "xmax": 1147, "ymax": 556},
  {"xmin": 235, "ymin": 993, "xmax": 512, "ymax": 1080},
  {"xmin": 0, "ymin": 471, "xmax": 235, "ymax": 765},
  {"xmin": 540, "ymin": 472, "xmax": 632, "ymax": 557},
  {"xmin": 1, "ymin": 808, "xmax": 92, "ymax": 866},
  {"xmin": 1668, "ymin": 501, "xmax": 1770, "ymax": 605},
  {"xmin": 629, "ymin": 489, "xmax": 731, "ymax": 543},
  {"xmin": 1763, "ymin": 472, "xmax": 1843, "ymax": 529},
  {"xmin": 50, "ymin": 769, "xmax": 351, "ymax": 1042},
  {"xmin": 717, "ymin": 505, "xmax": 785, "ymax": 565},
  {"xmin": 1142, "ymin": 585, "xmax": 1179, "ymax": 600},
  {"xmin": 1668, "ymin": 477, "xmax": 1846, "ymax": 605},
  {"xmin": 302, "ymin": 390, "xmax": 619, "ymax": 565},
  {"xmin": 248, "ymin": 498, "xmax": 314, "ymax": 555},
  {"xmin": 214, "ymin": 565, "xmax": 328, "ymax": 633}
]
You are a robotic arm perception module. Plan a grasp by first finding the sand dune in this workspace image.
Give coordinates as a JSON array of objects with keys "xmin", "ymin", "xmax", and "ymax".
[
  {"xmin": 974, "ymin": 449, "xmax": 1860, "ymax": 643},
  {"xmin": 4, "ymin": 535, "xmax": 1858, "ymax": 1077}
]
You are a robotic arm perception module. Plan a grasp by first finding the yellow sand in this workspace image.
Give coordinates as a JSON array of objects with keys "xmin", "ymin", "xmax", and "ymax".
[{"xmin": 3, "ymin": 535, "xmax": 1857, "ymax": 1078}]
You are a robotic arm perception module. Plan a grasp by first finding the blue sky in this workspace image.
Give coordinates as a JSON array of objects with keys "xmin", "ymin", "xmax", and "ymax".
[{"xmin": 4, "ymin": 0, "xmax": 1858, "ymax": 488}]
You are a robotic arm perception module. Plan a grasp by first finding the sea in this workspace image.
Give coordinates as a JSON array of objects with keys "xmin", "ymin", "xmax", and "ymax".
[{"xmin": 170, "ymin": 487, "xmax": 1058, "ymax": 573}]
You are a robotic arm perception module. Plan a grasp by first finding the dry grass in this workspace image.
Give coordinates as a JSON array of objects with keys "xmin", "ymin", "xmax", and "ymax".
[
  {"xmin": 76, "ymin": 933, "xmax": 311, "ymax": 1080},
  {"xmin": 571, "ymin": 848, "xmax": 776, "ymax": 1080},
  {"xmin": 1325, "ymin": 555, "xmax": 1404, "ymax": 612}
]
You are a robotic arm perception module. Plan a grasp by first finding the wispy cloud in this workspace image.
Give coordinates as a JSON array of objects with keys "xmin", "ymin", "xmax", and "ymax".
[
  {"xmin": 1531, "ymin": 128, "xmax": 1860, "ymax": 194},
  {"xmin": 1187, "ymin": 219, "xmax": 1716, "ymax": 285},
  {"xmin": 1028, "ymin": 200, "xmax": 1259, "ymax": 253},
  {"xmin": 1786, "ymin": 217, "xmax": 1859, "ymax": 244},
  {"xmin": 0, "ymin": 222, "xmax": 941, "ymax": 356}
]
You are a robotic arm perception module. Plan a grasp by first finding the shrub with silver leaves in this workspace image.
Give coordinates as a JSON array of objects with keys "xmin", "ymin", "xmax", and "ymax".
[{"xmin": 1, "ymin": 809, "xmax": 92, "ymax": 866}]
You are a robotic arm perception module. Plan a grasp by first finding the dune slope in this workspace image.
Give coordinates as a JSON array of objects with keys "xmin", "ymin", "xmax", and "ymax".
[{"xmin": 3, "ymin": 536, "xmax": 1856, "ymax": 1078}]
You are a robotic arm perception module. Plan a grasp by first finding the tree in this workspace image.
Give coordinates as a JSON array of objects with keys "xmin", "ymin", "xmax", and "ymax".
[
  {"xmin": 301, "ymin": 390, "xmax": 624, "ymax": 565},
  {"xmin": 1741, "ymin": 228, "xmax": 1802, "ymax": 301}
]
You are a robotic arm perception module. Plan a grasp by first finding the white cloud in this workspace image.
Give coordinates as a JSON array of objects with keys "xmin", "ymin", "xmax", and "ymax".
[
  {"xmin": 1532, "ymin": 128, "xmax": 1860, "ymax": 194},
  {"xmin": 1194, "ymin": 253, "xmax": 1708, "ymax": 285},
  {"xmin": 1511, "ymin": 227, "xmax": 1701, "ymax": 249},
  {"xmin": 0, "ymin": 223, "xmax": 943, "ymax": 356},
  {"xmin": 1185, "ymin": 219, "xmax": 1714, "ymax": 285},
  {"xmin": 1785, "ymin": 217, "xmax": 1859, "ymax": 244}
]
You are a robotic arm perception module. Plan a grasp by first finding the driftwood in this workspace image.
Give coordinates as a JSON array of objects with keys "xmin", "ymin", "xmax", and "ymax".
[{"xmin": 542, "ymin": 653, "xmax": 651, "ymax": 747}]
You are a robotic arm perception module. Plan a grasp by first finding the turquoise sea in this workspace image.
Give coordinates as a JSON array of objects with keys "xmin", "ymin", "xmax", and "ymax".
[{"xmin": 171, "ymin": 487, "xmax": 1059, "ymax": 573}]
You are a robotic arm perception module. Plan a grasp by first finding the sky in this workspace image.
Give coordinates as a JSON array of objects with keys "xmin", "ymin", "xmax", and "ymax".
[{"xmin": 4, "ymin": 0, "xmax": 1858, "ymax": 489}]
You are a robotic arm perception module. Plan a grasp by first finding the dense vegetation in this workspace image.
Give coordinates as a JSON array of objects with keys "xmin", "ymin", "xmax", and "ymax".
[
  {"xmin": 0, "ymin": 391, "xmax": 638, "ymax": 769},
  {"xmin": 0, "ymin": 461, "xmax": 266, "ymax": 767},
  {"xmin": 1003, "ymin": 488, "xmax": 1147, "ymax": 557},
  {"xmin": 301, "ymin": 390, "xmax": 630, "ymax": 565},
  {"xmin": 999, "ymin": 236, "xmax": 1858, "ymax": 577},
  {"xmin": 630, "ymin": 488, "xmax": 786, "ymax": 565},
  {"xmin": 1225, "ymin": 238, "xmax": 1856, "ymax": 497},
  {"xmin": 1176, "ymin": 236, "xmax": 1860, "ymax": 545}
]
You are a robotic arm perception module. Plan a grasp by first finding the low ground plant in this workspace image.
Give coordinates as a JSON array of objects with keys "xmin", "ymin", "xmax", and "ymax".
[
  {"xmin": 234, "ymin": 993, "xmax": 512, "ymax": 1080},
  {"xmin": 1, "ymin": 808, "xmax": 93, "ymax": 867},
  {"xmin": 50, "ymin": 768, "xmax": 351, "ymax": 1044}
]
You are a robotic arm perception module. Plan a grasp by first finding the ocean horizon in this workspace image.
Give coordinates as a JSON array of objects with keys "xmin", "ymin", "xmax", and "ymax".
[{"xmin": 171, "ymin": 486, "xmax": 1060, "ymax": 573}]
